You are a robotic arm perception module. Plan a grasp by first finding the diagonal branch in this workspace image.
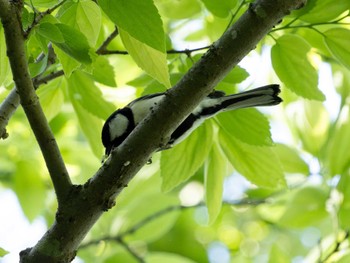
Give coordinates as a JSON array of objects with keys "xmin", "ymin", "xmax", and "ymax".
[
  {"xmin": 0, "ymin": 0, "xmax": 72, "ymax": 205},
  {"xmin": 17, "ymin": 0, "xmax": 306, "ymax": 262}
]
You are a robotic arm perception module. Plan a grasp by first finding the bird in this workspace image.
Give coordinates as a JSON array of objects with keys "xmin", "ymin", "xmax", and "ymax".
[{"xmin": 101, "ymin": 84, "xmax": 282, "ymax": 157}]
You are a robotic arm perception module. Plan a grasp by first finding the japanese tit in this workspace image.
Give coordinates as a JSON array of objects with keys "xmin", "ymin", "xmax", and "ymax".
[{"xmin": 102, "ymin": 84, "xmax": 282, "ymax": 157}]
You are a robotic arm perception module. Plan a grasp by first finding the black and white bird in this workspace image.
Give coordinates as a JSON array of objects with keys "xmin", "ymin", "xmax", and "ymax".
[{"xmin": 102, "ymin": 84, "xmax": 282, "ymax": 157}]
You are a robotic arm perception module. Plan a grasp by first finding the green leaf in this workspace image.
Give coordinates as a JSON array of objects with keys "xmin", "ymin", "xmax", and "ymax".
[
  {"xmin": 216, "ymin": 108, "xmax": 273, "ymax": 146},
  {"xmin": 36, "ymin": 22, "xmax": 64, "ymax": 43},
  {"xmin": 278, "ymin": 187, "xmax": 328, "ymax": 228},
  {"xmin": 70, "ymin": 98, "xmax": 104, "ymax": 158},
  {"xmin": 26, "ymin": 0, "xmax": 58, "ymax": 8},
  {"xmin": 297, "ymin": 0, "xmax": 350, "ymax": 23},
  {"xmin": 219, "ymin": 130, "xmax": 286, "ymax": 189},
  {"xmin": 37, "ymin": 78, "xmax": 65, "ymax": 121},
  {"xmin": 156, "ymin": 0, "xmax": 202, "ymax": 19},
  {"xmin": 146, "ymin": 252, "xmax": 197, "ymax": 263},
  {"xmin": 0, "ymin": 247, "xmax": 9, "ymax": 257},
  {"xmin": 161, "ymin": 122, "xmax": 213, "ymax": 192},
  {"xmin": 205, "ymin": 143, "xmax": 227, "ymax": 224},
  {"xmin": 328, "ymin": 105, "xmax": 350, "ymax": 175},
  {"xmin": 58, "ymin": 0, "xmax": 102, "ymax": 46},
  {"xmin": 99, "ymin": 0, "xmax": 165, "ymax": 52},
  {"xmin": 120, "ymin": 28, "xmax": 170, "ymax": 88},
  {"xmin": 271, "ymin": 34, "xmax": 325, "ymax": 100},
  {"xmin": 0, "ymin": 27, "xmax": 12, "ymax": 87},
  {"xmin": 53, "ymin": 24, "xmax": 92, "ymax": 64},
  {"xmin": 274, "ymin": 144, "xmax": 309, "ymax": 175},
  {"xmin": 53, "ymin": 45, "xmax": 80, "ymax": 77},
  {"xmin": 324, "ymin": 28, "xmax": 350, "ymax": 70},
  {"xmin": 67, "ymin": 71, "xmax": 116, "ymax": 119},
  {"xmin": 91, "ymin": 56, "xmax": 116, "ymax": 87},
  {"xmin": 201, "ymin": 0, "xmax": 238, "ymax": 18},
  {"xmin": 14, "ymin": 160, "xmax": 46, "ymax": 221}
]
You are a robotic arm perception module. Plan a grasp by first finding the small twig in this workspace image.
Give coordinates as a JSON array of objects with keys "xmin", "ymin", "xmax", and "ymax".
[
  {"xmin": 117, "ymin": 237, "xmax": 146, "ymax": 263},
  {"xmin": 24, "ymin": 0, "xmax": 67, "ymax": 38},
  {"xmin": 96, "ymin": 27, "xmax": 120, "ymax": 55},
  {"xmin": 33, "ymin": 70, "xmax": 64, "ymax": 87}
]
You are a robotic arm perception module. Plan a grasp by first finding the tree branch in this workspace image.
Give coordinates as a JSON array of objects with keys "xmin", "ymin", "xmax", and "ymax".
[
  {"xmin": 0, "ymin": 0, "xmax": 72, "ymax": 204},
  {"xmin": 2, "ymin": 0, "xmax": 307, "ymax": 262}
]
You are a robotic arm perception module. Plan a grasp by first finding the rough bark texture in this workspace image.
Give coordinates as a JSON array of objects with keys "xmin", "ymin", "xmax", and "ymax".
[{"xmin": 1, "ymin": 0, "xmax": 306, "ymax": 262}]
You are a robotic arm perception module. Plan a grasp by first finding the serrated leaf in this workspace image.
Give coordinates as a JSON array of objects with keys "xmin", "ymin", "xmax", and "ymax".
[
  {"xmin": 53, "ymin": 24, "xmax": 92, "ymax": 64},
  {"xmin": 91, "ymin": 56, "xmax": 116, "ymax": 87},
  {"xmin": 205, "ymin": 143, "xmax": 227, "ymax": 224},
  {"xmin": 67, "ymin": 70, "xmax": 115, "ymax": 119},
  {"xmin": 274, "ymin": 144, "xmax": 309, "ymax": 175},
  {"xmin": 216, "ymin": 108, "xmax": 273, "ymax": 146},
  {"xmin": 99, "ymin": 0, "xmax": 165, "ymax": 52},
  {"xmin": 14, "ymin": 160, "xmax": 46, "ymax": 221},
  {"xmin": 37, "ymin": 78, "xmax": 65, "ymax": 121},
  {"xmin": 324, "ymin": 28, "xmax": 350, "ymax": 70},
  {"xmin": 201, "ymin": 0, "xmax": 238, "ymax": 18},
  {"xmin": 219, "ymin": 130, "xmax": 286, "ymax": 189},
  {"xmin": 120, "ymin": 29, "xmax": 170, "ymax": 88},
  {"xmin": 328, "ymin": 105, "xmax": 350, "ymax": 175},
  {"xmin": 161, "ymin": 122, "xmax": 213, "ymax": 192},
  {"xmin": 58, "ymin": 0, "xmax": 102, "ymax": 46},
  {"xmin": 271, "ymin": 34, "xmax": 325, "ymax": 100},
  {"xmin": 278, "ymin": 187, "xmax": 328, "ymax": 228}
]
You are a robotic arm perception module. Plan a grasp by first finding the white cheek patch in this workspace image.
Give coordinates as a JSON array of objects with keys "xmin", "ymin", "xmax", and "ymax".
[{"xmin": 109, "ymin": 114, "xmax": 129, "ymax": 141}]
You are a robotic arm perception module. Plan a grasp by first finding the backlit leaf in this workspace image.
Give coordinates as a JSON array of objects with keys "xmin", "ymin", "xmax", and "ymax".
[
  {"xmin": 324, "ymin": 28, "xmax": 350, "ymax": 70},
  {"xmin": 271, "ymin": 34, "xmax": 324, "ymax": 100}
]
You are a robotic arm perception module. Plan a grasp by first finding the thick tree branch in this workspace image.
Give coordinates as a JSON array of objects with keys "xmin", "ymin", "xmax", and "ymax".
[
  {"xmin": 15, "ymin": 0, "xmax": 306, "ymax": 262},
  {"xmin": 0, "ymin": 1, "xmax": 72, "ymax": 204}
]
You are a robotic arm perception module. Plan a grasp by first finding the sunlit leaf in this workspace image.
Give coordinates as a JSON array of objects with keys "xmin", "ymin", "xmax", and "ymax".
[
  {"xmin": 36, "ymin": 22, "xmax": 64, "ymax": 43},
  {"xmin": 161, "ymin": 122, "xmax": 213, "ymax": 192},
  {"xmin": 337, "ymin": 174, "xmax": 350, "ymax": 229},
  {"xmin": 274, "ymin": 144, "xmax": 309, "ymax": 175},
  {"xmin": 99, "ymin": 0, "xmax": 165, "ymax": 52},
  {"xmin": 53, "ymin": 45, "xmax": 80, "ymax": 77},
  {"xmin": 271, "ymin": 34, "xmax": 325, "ymax": 100},
  {"xmin": 278, "ymin": 187, "xmax": 328, "ymax": 228},
  {"xmin": 37, "ymin": 78, "xmax": 65, "ymax": 121},
  {"xmin": 219, "ymin": 130, "xmax": 286, "ymax": 189},
  {"xmin": 268, "ymin": 244, "xmax": 290, "ymax": 263},
  {"xmin": 91, "ymin": 56, "xmax": 116, "ymax": 87},
  {"xmin": 216, "ymin": 108, "xmax": 273, "ymax": 146},
  {"xmin": 120, "ymin": 29, "xmax": 170, "ymax": 88},
  {"xmin": 324, "ymin": 28, "xmax": 350, "ymax": 70},
  {"xmin": 58, "ymin": 0, "xmax": 102, "ymax": 46},
  {"xmin": 67, "ymin": 70, "xmax": 115, "ymax": 119},
  {"xmin": 205, "ymin": 143, "xmax": 227, "ymax": 224}
]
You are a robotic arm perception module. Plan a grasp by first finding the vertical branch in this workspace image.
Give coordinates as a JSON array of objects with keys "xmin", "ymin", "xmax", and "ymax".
[{"xmin": 0, "ymin": 0, "xmax": 72, "ymax": 204}]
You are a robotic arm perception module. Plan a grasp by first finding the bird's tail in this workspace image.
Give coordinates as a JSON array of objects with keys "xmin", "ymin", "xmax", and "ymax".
[{"xmin": 218, "ymin": 84, "xmax": 282, "ymax": 111}]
